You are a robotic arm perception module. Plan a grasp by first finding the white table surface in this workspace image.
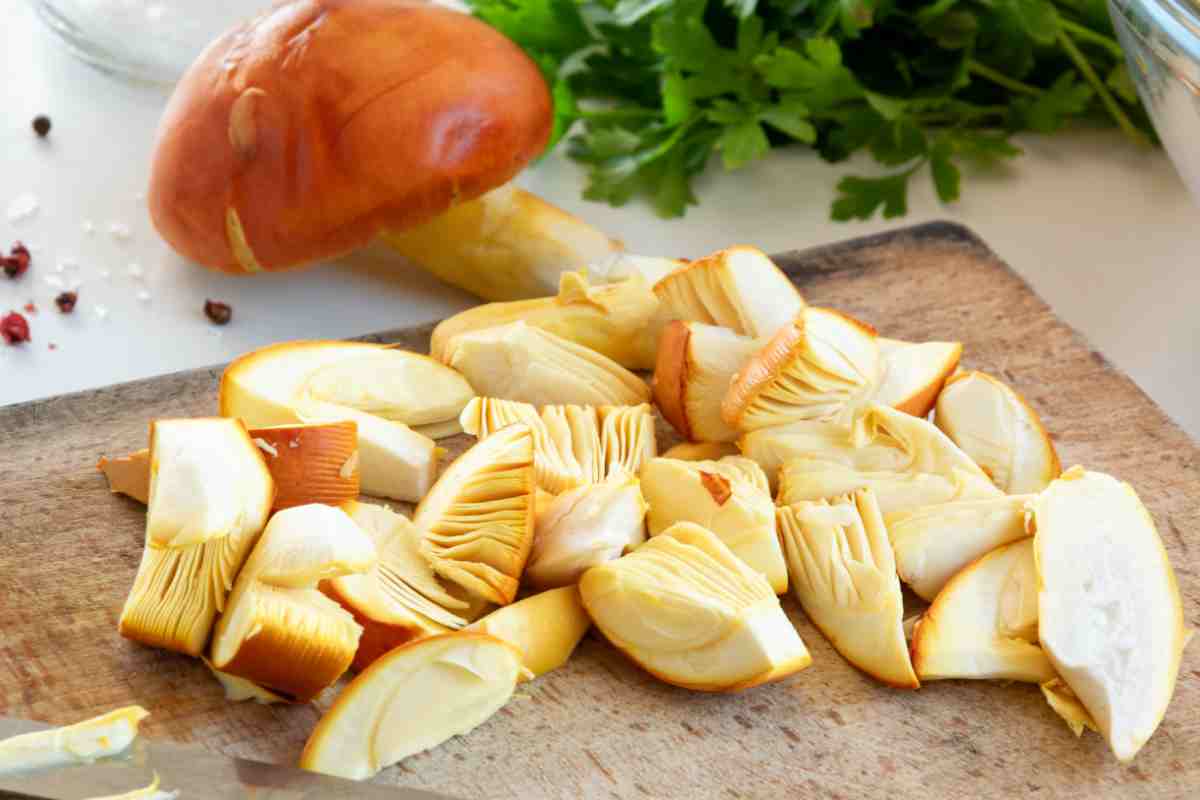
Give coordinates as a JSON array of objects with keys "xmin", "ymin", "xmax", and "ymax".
[{"xmin": 3, "ymin": 0, "xmax": 1199, "ymax": 439}]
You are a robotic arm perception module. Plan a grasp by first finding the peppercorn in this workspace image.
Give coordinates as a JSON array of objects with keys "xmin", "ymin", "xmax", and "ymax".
[
  {"xmin": 55, "ymin": 291, "xmax": 78, "ymax": 313},
  {"xmin": 32, "ymin": 115, "xmax": 51, "ymax": 137},
  {"xmin": 1, "ymin": 311, "xmax": 31, "ymax": 344},
  {"xmin": 2, "ymin": 242, "xmax": 31, "ymax": 279},
  {"xmin": 204, "ymin": 299, "xmax": 232, "ymax": 325}
]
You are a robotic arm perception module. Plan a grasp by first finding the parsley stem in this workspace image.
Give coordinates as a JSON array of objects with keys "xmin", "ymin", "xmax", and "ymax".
[
  {"xmin": 1057, "ymin": 18, "xmax": 1125, "ymax": 58},
  {"xmin": 967, "ymin": 61, "xmax": 1043, "ymax": 96},
  {"xmin": 1056, "ymin": 28, "xmax": 1149, "ymax": 145},
  {"xmin": 576, "ymin": 108, "xmax": 662, "ymax": 121}
]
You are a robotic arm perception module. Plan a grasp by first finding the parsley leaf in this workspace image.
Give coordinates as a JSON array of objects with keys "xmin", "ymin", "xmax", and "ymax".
[
  {"xmin": 831, "ymin": 171, "xmax": 913, "ymax": 220},
  {"xmin": 466, "ymin": 0, "xmax": 1154, "ymax": 220}
]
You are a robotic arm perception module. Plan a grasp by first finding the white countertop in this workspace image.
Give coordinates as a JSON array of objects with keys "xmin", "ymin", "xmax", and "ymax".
[{"xmin": 3, "ymin": 0, "xmax": 1199, "ymax": 438}]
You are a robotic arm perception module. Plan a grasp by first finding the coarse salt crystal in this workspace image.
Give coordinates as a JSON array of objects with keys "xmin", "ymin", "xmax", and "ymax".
[
  {"xmin": 136, "ymin": 290, "xmax": 152, "ymax": 302},
  {"xmin": 288, "ymin": 439, "xmax": 300, "ymax": 449},
  {"xmin": 94, "ymin": 304, "xmax": 109, "ymax": 320},
  {"xmin": 127, "ymin": 262, "xmax": 144, "ymax": 279},
  {"xmin": 108, "ymin": 222, "xmax": 131, "ymax": 241},
  {"xmin": 7, "ymin": 193, "xmax": 39, "ymax": 223},
  {"xmin": 99, "ymin": 269, "xmax": 111, "ymax": 280},
  {"xmin": 82, "ymin": 220, "xmax": 95, "ymax": 235},
  {"xmin": 253, "ymin": 437, "xmax": 279, "ymax": 458},
  {"xmin": 44, "ymin": 275, "xmax": 65, "ymax": 288}
]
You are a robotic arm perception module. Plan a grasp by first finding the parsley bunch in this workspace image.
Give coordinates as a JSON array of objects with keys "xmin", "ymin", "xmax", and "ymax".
[{"xmin": 468, "ymin": 0, "xmax": 1152, "ymax": 220}]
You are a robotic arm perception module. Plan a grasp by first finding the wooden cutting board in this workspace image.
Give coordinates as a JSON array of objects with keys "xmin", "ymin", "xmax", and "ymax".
[{"xmin": 1, "ymin": 222, "xmax": 1196, "ymax": 799}]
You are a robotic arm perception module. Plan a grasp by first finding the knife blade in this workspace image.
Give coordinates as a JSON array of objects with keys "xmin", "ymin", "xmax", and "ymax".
[{"xmin": 0, "ymin": 716, "xmax": 452, "ymax": 800}]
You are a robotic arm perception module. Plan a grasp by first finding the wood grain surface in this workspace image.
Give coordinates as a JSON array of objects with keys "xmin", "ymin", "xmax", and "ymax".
[{"xmin": 1, "ymin": 222, "xmax": 1196, "ymax": 799}]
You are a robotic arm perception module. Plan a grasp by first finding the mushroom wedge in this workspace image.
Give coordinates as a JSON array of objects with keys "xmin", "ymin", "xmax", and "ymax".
[
  {"xmin": 777, "ymin": 491, "xmax": 917, "ymax": 688},
  {"xmin": 119, "ymin": 419, "xmax": 274, "ymax": 657},
  {"xmin": 209, "ymin": 504, "xmax": 377, "ymax": 702},
  {"xmin": 219, "ymin": 341, "xmax": 452, "ymax": 500},
  {"xmin": 887, "ymin": 495, "xmax": 1035, "ymax": 601},
  {"xmin": 580, "ymin": 522, "xmax": 811, "ymax": 692},
  {"xmin": 653, "ymin": 245, "xmax": 804, "ymax": 338},
  {"xmin": 778, "ymin": 458, "xmax": 1001, "ymax": 515},
  {"xmin": 324, "ymin": 502, "xmax": 469, "ymax": 671},
  {"xmin": 872, "ymin": 338, "xmax": 962, "ymax": 417},
  {"xmin": 526, "ymin": 475, "xmax": 648, "ymax": 589},
  {"xmin": 743, "ymin": 404, "xmax": 999, "ymax": 495},
  {"xmin": 445, "ymin": 322, "xmax": 651, "ymax": 407},
  {"xmin": 220, "ymin": 341, "xmax": 474, "ymax": 439},
  {"xmin": 412, "ymin": 424, "xmax": 537, "ymax": 607},
  {"xmin": 468, "ymin": 586, "xmax": 592, "ymax": 678},
  {"xmin": 1033, "ymin": 467, "xmax": 1189, "ymax": 762},
  {"xmin": 460, "ymin": 398, "xmax": 656, "ymax": 494},
  {"xmin": 722, "ymin": 308, "xmax": 881, "ymax": 432},
  {"xmin": 654, "ymin": 321, "xmax": 760, "ymax": 443},
  {"xmin": 300, "ymin": 633, "xmax": 523, "ymax": 780},
  {"xmin": 935, "ymin": 370, "xmax": 1061, "ymax": 493},
  {"xmin": 910, "ymin": 538, "xmax": 1055, "ymax": 683},
  {"xmin": 431, "ymin": 271, "xmax": 661, "ymax": 370},
  {"xmin": 640, "ymin": 457, "xmax": 787, "ymax": 594}
]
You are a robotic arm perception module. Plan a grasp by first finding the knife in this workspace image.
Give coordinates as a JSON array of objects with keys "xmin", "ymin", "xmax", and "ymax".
[{"xmin": 0, "ymin": 716, "xmax": 451, "ymax": 800}]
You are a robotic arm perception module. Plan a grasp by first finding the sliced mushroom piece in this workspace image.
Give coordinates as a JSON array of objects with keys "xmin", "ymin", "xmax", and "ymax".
[
  {"xmin": 872, "ymin": 338, "xmax": 962, "ymax": 417},
  {"xmin": 412, "ymin": 425, "xmax": 537, "ymax": 606},
  {"xmin": 119, "ymin": 419, "xmax": 274, "ymax": 656},
  {"xmin": 209, "ymin": 504, "xmax": 376, "ymax": 702},
  {"xmin": 431, "ymin": 270, "xmax": 661, "ymax": 369},
  {"xmin": 526, "ymin": 475, "xmax": 647, "ymax": 589},
  {"xmin": 723, "ymin": 308, "xmax": 881, "ymax": 432},
  {"xmin": 653, "ymin": 245, "xmax": 804, "ymax": 338},
  {"xmin": 934, "ymin": 370, "xmax": 1061, "ymax": 493},
  {"xmin": 300, "ymin": 633, "xmax": 523, "ymax": 780},
  {"xmin": 298, "ymin": 400, "xmax": 438, "ymax": 503},
  {"xmin": 653, "ymin": 320, "xmax": 760, "ymax": 443},
  {"xmin": 742, "ymin": 405, "xmax": 999, "ymax": 494},
  {"xmin": 777, "ymin": 458, "xmax": 1001, "ymax": 515},
  {"xmin": 1033, "ymin": 467, "xmax": 1189, "ymax": 762},
  {"xmin": 777, "ymin": 491, "xmax": 917, "ymax": 688},
  {"xmin": 468, "ymin": 586, "xmax": 592, "ymax": 678},
  {"xmin": 599, "ymin": 403, "xmax": 657, "ymax": 478},
  {"xmin": 220, "ymin": 340, "xmax": 474, "ymax": 439},
  {"xmin": 910, "ymin": 538, "xmax": 1055, "ymax": 683},
  {"xmin": 461, "ymin": 398, "xmax": 654, "ymax": 493},
  {"xmin": 640, "ymin": 457, "xmax": 786, "ymax": 594},
  {"xmin": 580, "ymin": 522, "xmax": 811, "ymax": 692},
  {"xmin": 324, "ymin": 502, "xmax": 469, "ymax": 671},
  {"xmin": 887, "ymin": 495, "xmax": 1035, "ymax": 601},
  {"xmin": 445, "ymin": 322, "xmax": 651, "ymax": 407}
]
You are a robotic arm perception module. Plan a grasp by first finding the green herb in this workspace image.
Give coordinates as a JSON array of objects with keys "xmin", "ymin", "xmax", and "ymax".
[{"xmin": 469, "ymin": 0, "xmax": 1152, "ymax": 220}]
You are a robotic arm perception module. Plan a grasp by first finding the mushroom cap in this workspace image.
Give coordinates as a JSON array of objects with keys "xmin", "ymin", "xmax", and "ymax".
[{"xmin": 148, "ymin": 0, "xmax": 551, "ymax": 273}]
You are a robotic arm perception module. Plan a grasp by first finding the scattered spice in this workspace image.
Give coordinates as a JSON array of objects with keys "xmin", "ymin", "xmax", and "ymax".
[
  {"xmin": 3, "ymin": 242, "xmax": 31, "ymax": 279},
  {"xmin": 22, "ymin": 301, "xmax": 37, "ymax": 314},
  {"xmin": 48, "ymin": 342, "xmax": 57, "ymax": 351},
  {"xmin": 32, "ymin": 115, "xmax": 51, "ymax": 137},
  {"xmin": 1, "ymin": 312, "xmax": 31, "ymax": 345},
  {"xmin": 55, "ymin": 291, "xmax": 78, "ymax": 313},
  {"xmin": 204, "ymin": 299, "xmax": 232, "ymax": 326}
]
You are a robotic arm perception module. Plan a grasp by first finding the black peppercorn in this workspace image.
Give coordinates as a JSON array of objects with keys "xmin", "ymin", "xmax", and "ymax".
[
  {"xmin": 204, "ymin": 299, "xmax": 232, "ymax": 325},
  {"xmin": 32, "ymin": 115, "xmax": 51, "ymax": 137}
]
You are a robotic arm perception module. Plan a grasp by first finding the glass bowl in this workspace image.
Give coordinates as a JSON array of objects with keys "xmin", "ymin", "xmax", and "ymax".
[
  {"xmin": 30, "ymin": 0, "xmax": 262, "ymax": 85},
  {"xmin": 1110, "ymin": 0, "xmax": 1200, "ymax": 204}
]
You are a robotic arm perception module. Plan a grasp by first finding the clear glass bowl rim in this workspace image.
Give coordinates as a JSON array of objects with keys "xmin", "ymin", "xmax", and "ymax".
[{"xmin": 1112, "ymin": 0, "xmax": 1200, "ymax": 64}]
